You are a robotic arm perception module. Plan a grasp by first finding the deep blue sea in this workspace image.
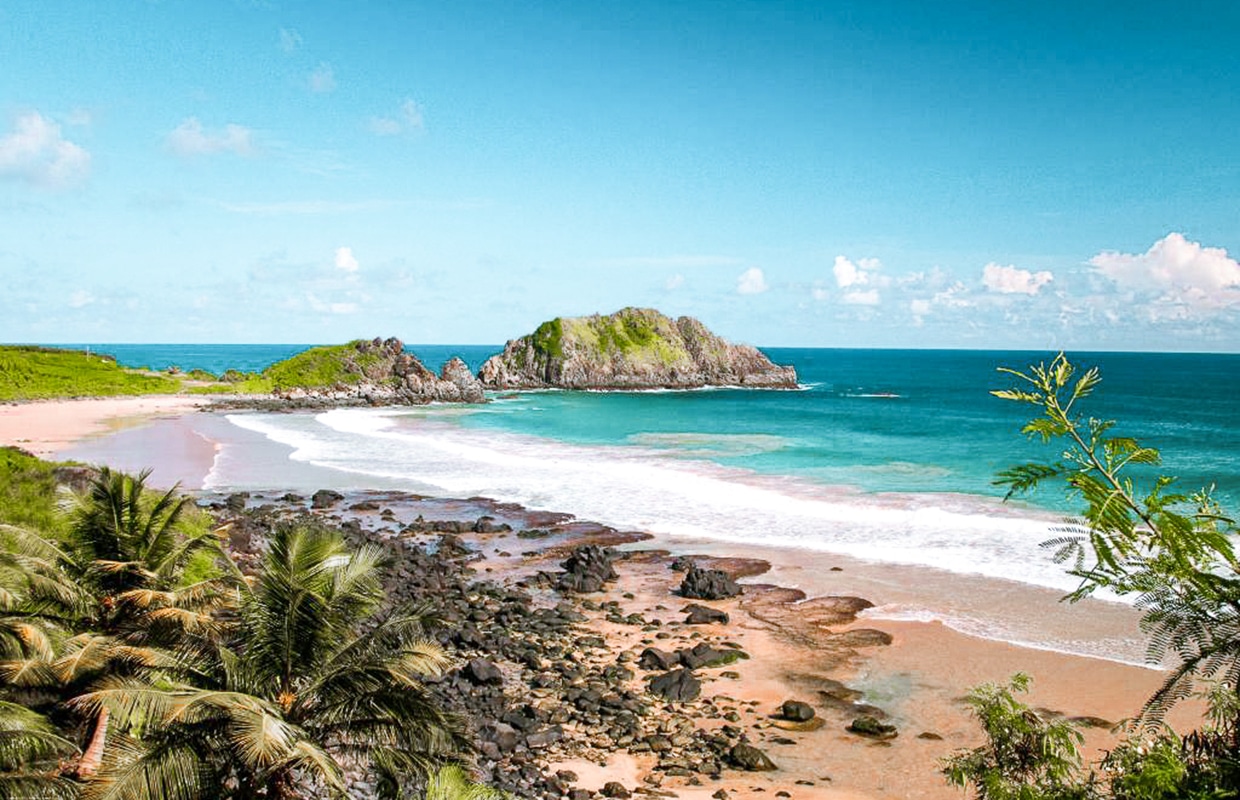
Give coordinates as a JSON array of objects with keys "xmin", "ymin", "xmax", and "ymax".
[{"xmin": 56, "ymin": 343, "xmax": 1240, "ymax": 610}]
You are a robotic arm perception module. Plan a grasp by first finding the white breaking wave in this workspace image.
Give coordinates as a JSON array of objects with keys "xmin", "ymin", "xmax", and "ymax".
[{"xmin": 219, "ymin": 407, "xmax": 1083, "ymax": 594}]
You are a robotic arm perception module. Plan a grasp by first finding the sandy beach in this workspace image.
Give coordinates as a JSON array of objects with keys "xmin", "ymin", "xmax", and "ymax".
[
  {"xmin": 0, "ymin": 396, "xmax": 206, "ymax": 458},
  {"xmin": 2, "ymin": 396, "xmax": 1201, "ymax": 798}
]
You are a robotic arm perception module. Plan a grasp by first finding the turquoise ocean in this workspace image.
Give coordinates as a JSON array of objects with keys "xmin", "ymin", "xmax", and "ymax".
[{"xmin": 59, "ymin": 344, "xmax": 1240, "ymax": 662}]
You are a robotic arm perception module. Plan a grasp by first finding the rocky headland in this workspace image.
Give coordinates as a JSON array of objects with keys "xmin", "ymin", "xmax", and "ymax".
[
  {"xmin": 239, "ymin": 337, "xmax": 485, "ymax": 408},
  {"xmin": 478, "ymin": 308, "xmax": 798, "ymax": 390}
]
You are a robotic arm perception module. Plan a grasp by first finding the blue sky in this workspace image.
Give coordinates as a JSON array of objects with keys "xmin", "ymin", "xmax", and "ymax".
[{"xmin": 2, "ymin": 1, "xmax": 1238, "ymax": 350}]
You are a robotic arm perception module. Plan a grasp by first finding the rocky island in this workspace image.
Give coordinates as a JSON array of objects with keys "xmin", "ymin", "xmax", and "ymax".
[
  {"xmin": 478, "ymin": 307, "xmax": 798, "ymax": 390},
  {"xmin": 262, "ymin": 337, "xmax": 485, "ymax": 407}
]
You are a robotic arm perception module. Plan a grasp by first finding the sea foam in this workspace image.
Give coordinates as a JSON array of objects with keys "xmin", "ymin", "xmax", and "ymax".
[{"xmin": 222, "ymin": 407, "xmax": 1080, "ymax": 594}]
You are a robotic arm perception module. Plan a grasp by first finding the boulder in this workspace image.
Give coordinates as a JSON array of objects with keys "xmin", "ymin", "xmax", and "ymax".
[
  {"xmin": 556, "ymin": 544, "xmax": 618, "ymax": 593},
  {"xmin": 847, "ymin": 715, "xmax": 898, "ymax": 740},
  {"xmin": 311, "ymin": 489, "xmax": 344, "ymax": 509},
  {"xmin": 601, "ymin": 782, "xmax": 631, "ymax": 798},
  {"xmin": 779, "ymin": 700, "xmax": 815, "ymax": 722},
  {"xmin": 525, "ymin": 725, "xmax": 564, "ymax": 749},
  {"xmin": 464, "ymin": 659, "xmax": 504, "ymax": 686},
  {"xmin": 729, "ymin": 743, "xmax": 777, "ymax": 771},
  {"xmin": 637, "ymin": 647, "xmax": 680, "ymax": 671},
  {"xmin": 678, "ymin": 642, "xmax": 742, "ymax": 669},
  {"xmin": 648, "ymin": 668, "xmax": 701, "ymax": 702},
  {"xmin": 682, "ymin": 603, "xmax": 729, "ymax": 624},
  {"xmin": 680, "ymin": 565, "xmax": 741, "ymax": 600}
]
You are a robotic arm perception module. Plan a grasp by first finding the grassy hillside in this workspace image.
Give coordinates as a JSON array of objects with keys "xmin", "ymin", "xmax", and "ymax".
[
  {"xmin": 262, "ymin": 340, "xmax": 396, "ymax": 390},
  {"xmin": 0, "ymin": 346, "xmax": 180, "ymax": 401},
  {"xmin": 0, "ymin": 446, "xmax": 66, "ymax": 535},
  {"xmin": 0, "ymin": 340, "xmax": 405, "ymax": 401},
  {"xmin": 536, "ymin": 308, "xmax": 693, "ymax": 368}
]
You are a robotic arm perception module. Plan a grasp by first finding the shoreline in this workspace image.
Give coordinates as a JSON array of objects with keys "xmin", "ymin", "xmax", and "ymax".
[{"xmin": 2, "ymin": 396, "xmax": 1200, "ymax": 796}]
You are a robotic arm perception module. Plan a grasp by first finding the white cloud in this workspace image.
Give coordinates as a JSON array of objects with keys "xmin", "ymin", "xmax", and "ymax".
[
  {"xmin": 982, "ymin": 262, "xmax": 1054, "ymax": 295},
  {"xmin": 934, "ymin": 282, "xmax": 973, "ymax": 308},
  {"xmin": 330, "ymin": 302, "xmax": 358, "ymax": 314},
  {"xmin": 334, "ymin": 246, "xmax": 359, "ymax": 273},
  {"xmin": 811, "ymin": 285, "xmax": 829, "ymax": 301},
  {"xmin": 736, "ymin": 267, "xmax": 769, "ymax": 295},
  {"xmin": 68, "ymin": 289, "xmax": 95, "ymax": 308},
  {"xmin": 833, "ymin": 255, "xmax": 882, "ymax": 288},
  {"xmin": 842, "ymin": 289, "xmax": 881, "ymax": 306},
  {"xmin": 0, "ymin": 112, "xmax": 90, "ymax": 188},
  {"xmin": 166, "ymin": 118, "xmax": 255, "ymax": 157},
  {"xmin": 309, "ymin": 62, "xmax": 336, "ymax": 93},
  {"xmin": 910, "ymin": 298, "xmax": 931, "ymax": 316},
  {"xmin": 369, "ymin": 98, "xmax": 425, "ymax": 136},
  {"xmin": 278, "ymin": 28, "xmax": 302, "ymax": 53},
  {"xmin": 1091, "ymin": 233, "xmax": 1240, "ymax": 297},
  {"xmin": 665, "ymin": 274, "xmax": 685, "ymax": 290}
]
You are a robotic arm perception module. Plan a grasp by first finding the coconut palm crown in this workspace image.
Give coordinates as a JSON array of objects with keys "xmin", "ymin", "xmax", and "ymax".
[{"xmin": 79, "ymin": 522, "xmax": 468, "ymax": 800}]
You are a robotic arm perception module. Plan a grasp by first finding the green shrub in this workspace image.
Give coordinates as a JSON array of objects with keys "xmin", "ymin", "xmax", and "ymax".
[
  {"xmin": 0, "ymin": 446, "xmax": 66, "ymax": 536},
  {"xmin": 942, "ymin": 673, "xmax": 1092, "ymax": 800}
]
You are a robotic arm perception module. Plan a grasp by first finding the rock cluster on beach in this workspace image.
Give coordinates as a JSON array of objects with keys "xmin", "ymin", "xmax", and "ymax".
[
  {"xmin": 477, "ymin": 307, "xmax": 799, "ymax": 390},
  {"xmin": 205, "ymin": 489, "xmax": 901, "ymax": 799}
]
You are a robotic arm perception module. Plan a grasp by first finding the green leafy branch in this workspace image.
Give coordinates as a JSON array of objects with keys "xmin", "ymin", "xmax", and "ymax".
[{"xmin": 993, "ymin": 353, "xmax": 1240, "ymax": 723}]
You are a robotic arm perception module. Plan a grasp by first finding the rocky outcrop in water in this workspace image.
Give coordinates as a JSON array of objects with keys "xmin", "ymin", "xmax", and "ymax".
[
  {"xmin": 266, "ymin": 337, "xmax": 485, "ymax": 407},
  {"xmin": 477, "ymin": 308, "xmax": 798, "ymax": 390}
]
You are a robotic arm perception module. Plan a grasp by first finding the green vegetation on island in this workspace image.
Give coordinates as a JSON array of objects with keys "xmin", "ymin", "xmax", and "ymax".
[
  {"xmin": 0, "ymin": 339, "xmax": 484, "ymax": 406},
  {"xmin": 479, "ymin": 307, "xmax": 798, "ymax": 390}
]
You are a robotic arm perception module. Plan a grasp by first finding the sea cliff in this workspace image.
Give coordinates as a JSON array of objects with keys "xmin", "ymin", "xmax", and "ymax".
[{"xmin": 478, "ymin": 308, "xmax": 798, "ymax": 390}]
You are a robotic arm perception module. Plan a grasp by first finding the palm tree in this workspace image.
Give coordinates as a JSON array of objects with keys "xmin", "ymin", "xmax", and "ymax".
[
  {"xmin": 419, "ymin": 764, "xmax": 509, "ymax": 800},
  {"xmin": 0, "ymin": 701, "xmax": 79, "ymax": 800},
  {"xmin": 0, "ymin": 468, "xmax": 235, "ymax": 780},
  {"xmin": 79, "ymin": 523, "xmax": 468, "ymax": 800}
]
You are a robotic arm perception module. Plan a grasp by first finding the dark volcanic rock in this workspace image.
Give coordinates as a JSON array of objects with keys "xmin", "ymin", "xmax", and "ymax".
[
  {"xmin": 477, "ymin": 307, "xmax": 799, "ymax": 390},
  {"xmin": 682, "ymin": 603, "xmax": 729, "ymax": 625},
  {"xmin": 473, "ymin": 515, "xmax": 512, "ymax": 534},
  {"xmin": 779, "ymin": 700, "xmax": 816, "ymax": 722},
  {"xmin": 847, "ymin": 715, "xmax": 898, "ymax": 740},
  {"xmin": 729, "ymin": 743, "xmax": 778, "ymax": 771},
  {"xmin": 556, "ymin": 544, "xmax": 618, "ymax": 593},
  {"xmin": 601, "ymin": 782, "xmax": 631, "ymax": 798},
  {"xmin": 648, "ymin": 668, "xmax": 701, "ymax": 702},
  {"xmin": 678, "ymin": 642, "xmax": 741, "ymax": 669},
  {"xmin": 311, "ymin": 489, "xmax": 344, "ymax": 509},
  {"xmin": 464, "ymin": 659, "xmax": 504, "ymax": 686},
  {"xmin": 525, "ymin": 725, "xmax": 564, "ymax": 749},
  {"xmin": 638, "ymin": 647, "xmax": 680, "ymax": 671},
  {"xmin": 680, "ymin": 565, "xmax": 741, "ymax": 600}
]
